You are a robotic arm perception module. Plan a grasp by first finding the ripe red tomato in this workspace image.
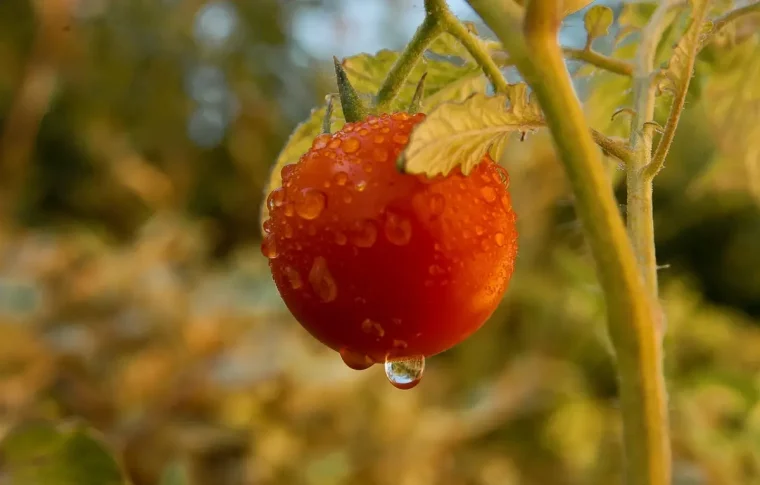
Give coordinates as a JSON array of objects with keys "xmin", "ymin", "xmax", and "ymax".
[{"xmin": 261, "ymin": 112, "xmax": 517, "ymax": 371}]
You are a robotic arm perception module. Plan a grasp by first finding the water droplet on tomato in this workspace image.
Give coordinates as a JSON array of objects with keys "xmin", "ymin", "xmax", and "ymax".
[
  {"xmin": 308, "ymin": 256, "xmax": 337, "ymax": 302},
  {"xmin": 428, "ymin": 264, "xmax": 444, "ymax": 276},
  {"xmin": 334, "ymin": 232, "xmax": 347, "ymax": 245},
  {"xmin": 312, "ymin": 134, "xmax": 331, "ymax": 149},
  {"xmin": 373, "ymin": 135, "xmax": 385, "ymax": 144},
  {"xmin": 384, "ymin": 356, "xmax": 424, "ymax": 390},
  {"xmin": 284, "ymin": 224, "xmax": 294, "ymax": 239},
  {"xmin": 359, "ymin": 129, "xmax": 369, "ymax": 136},
  {"xmin": 494, "ymin": 232, "xmax": 507, "ymax": 246},
  {"xmin": 500, "ymin": 194, "xmax": 511, "ymax": 211},
  {"xmin": 281, "ymin": 164, "xmax": 297, "ymax": 181},
  {"xmin": 355, "ymin": 180, "xmax": 367, "ymax": 192},
  {"xmin": 334, "ymin": 172, "xmax": 349, "ymax": 186},
  {"xmin": 262, "ymin": 219, "xmax": 273, "ymax": 234},
  {"xmin": 341, "ymin": 137, "xmax": 360, "ymax": 153},
  {"xmin": 364, "ymin": 163, "xmax": 373, "ymax": 173},
  {"xmin": 475, "ymin": 225, "xmax": 484, "ymax": 236},
  {"xmin": 343, "ymin": 193, "xmax": 353, "ymax": 203},
  {"xmin": 480, "ymin": 186, "xmax": 497, "ymax": 203},
  {"xmin": 392, "ymin": 133, "xmax": 409, "ymax": 145},
  {"xmin": 372, "ymin": 148, "xmax": 388, "ymax": 162},
  {"xmin": 295, "ymin": 189, "xmax": 326, "ymax": 220},
  {"xmin": 328, "ymin": 139, "xmax": 341, "ymax": 149},
  {"xmin": 284, "ymin": 266, "xmax": 303, "ymax": 289},
  {"xmin": 284, "ymin": 204, "xmax": 295, "ymax": 217},
  {"xmin": 428, "ymin": 193, "xmax": 445, "ymax": 215},
  {"xmin": 352, "ymin": 220, "xmax": 377, "ymax": 248},
  {"xmin": 261, "ymin": 236, "xmax": 278, "ymax": 259},
  {"xmin": 340, "ymin": 348, "xmax": 373, "ymax": 370},
  {"xmin": 391, "ymin": 113, "xmax": 409, "ymax": 121},
  {"xmin": 267, "ymin": 187, "xmax": 286, "ymax": 211},
  {"xmin": 361, "ymin": 318, "xmax": 385, "ymax": 337},
  {"xmin": 384, "ymin": 212, "xmax": 412, "ymax": 246}
]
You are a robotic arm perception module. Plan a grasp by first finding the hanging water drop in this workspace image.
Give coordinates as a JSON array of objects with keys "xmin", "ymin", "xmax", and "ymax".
[
  {"xmin": 384, "ymin": 356, "xmax": 425, "ymax": 390},
  {"xmin": 261, "ymin": 235, "xmax": 278, "ymax": 259},
  {"xmin": 295, "ymin": 189, "xmax": 326, "ymax": 220},
  {"xmin": 340, "ymin": 348, "xmax": 373, "ymax": 370}
]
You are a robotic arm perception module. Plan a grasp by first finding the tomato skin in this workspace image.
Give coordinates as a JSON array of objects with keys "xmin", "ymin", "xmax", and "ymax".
[{"xmin": 262, "ymin": 113, "xmax": 517, "ymax": 364}]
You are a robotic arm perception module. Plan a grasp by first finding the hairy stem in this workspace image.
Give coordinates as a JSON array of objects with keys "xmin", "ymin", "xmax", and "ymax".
[
  {"xmin": 465, "ymin": 1, "xmax": 670, "ymax": 485},
  {"xmin": 375, "ymin": 4, "xmax": 444, "ymax": 113},
  {"xmin": 712, "ymin": 1, "xmax": 760, "ymax": 35},
  {"xmin": 627, "ymin": 0, "xmax": 677, "ymax": 301}
]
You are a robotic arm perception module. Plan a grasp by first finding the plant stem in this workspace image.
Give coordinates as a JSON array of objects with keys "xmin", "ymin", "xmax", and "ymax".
[
  {"xmin": 627, "ymin": 0, "xmax": 677, "ymax": 301},
  {"xmin": 646, "ymin": 0, "xmax": 711, "ymax": 179},
  {"xmin": 591, "ymin": 129, "xmax": 634, "ymax": 164},
  {"xmin": 712, "ymin": 1, "xmax": 760, "ymax": 35},
  {"xmin": 438, "ymin": 9, "xmax": 510, "ymax": 93},
  {"xmin": 375, "ymin": 5, "xmax": 444, "ymax": 113},
  {"xmin": 563, "ymin": 47, "xmax": 634, "ymax": 76},
  {"xmin": 465, "ymin": 2, "xmax": 670, "ymax": 485}
]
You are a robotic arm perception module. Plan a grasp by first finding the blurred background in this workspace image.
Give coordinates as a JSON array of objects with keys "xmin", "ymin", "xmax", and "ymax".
[{"xmin": 0, "ymin": 0, "xmax": 759, "ymax": 484}]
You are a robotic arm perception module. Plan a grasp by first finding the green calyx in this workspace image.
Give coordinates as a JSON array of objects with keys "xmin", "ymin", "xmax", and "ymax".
[{"xmin": 333, "ymin": 56, "xmax": 370, "ymax": 123}]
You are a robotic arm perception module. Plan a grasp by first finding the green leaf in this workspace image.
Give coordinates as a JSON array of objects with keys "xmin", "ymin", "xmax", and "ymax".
[
  {"xmin": 158, "ymin": 462, "xmax": 192, "ymax": 485},
  {"xmin": 400, "ymin": 87, "xmax": 544, "ymax": 177},
  {"xmin": 0, "ymin": 420, "xmax": 128, "ymax": 485},
  {"xmin": 342, "ymin": 49, "xmax": 486, "ymax": 112},
  {"xmin": 657, "ymin": 0, "xmax": 713, "ymax": 96},
  {"xmin": 583, "ymin": 6, "xmax": 614, "ymax": 46}
]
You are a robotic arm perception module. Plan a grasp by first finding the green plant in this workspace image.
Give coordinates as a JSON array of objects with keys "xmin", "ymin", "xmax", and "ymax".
[{"xmin": 258, "ymin": 0, "xmax": 760, "ymax": 484}]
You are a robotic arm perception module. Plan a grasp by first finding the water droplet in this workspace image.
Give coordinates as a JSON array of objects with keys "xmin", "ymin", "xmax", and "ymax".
[
  {"xmin": 384, "ymin": 212, "xmax": 412, "ymax": 246},
  {"xmin": 373, "ymin": 135, "xmax": 385, "ymax": 144},
  {"xmin": 284, "ymin": 266, "xmax": 303, "ymax": 289},
  {"xmin": 355, "ymin": 180, "xmax": 367, "ymax": 192},
  {"xmin": 340, "ymin": 348, "xmax": 373, "ymax": 370},
  {"xmin": 334, "ymin": 232, "xmax": 347, "ymax": 245},
  {"xmin": 283, "ymin": 224, "xmax": 294, "ymax": 239},
  {"xmin": 494, "ymin": 232, "xmax": 506, "ymax": 247},
  {"xmin": 501, "ymin": 194, "xmax": 511, "ymax": 211},
  {"xmin": 372, "ymin": 149, "xmax": 388, "ymax": 162},
  {"xmin": 392, "ymin": 133, "xmax": 409, "ymax": 145},
  {"xmin": 384, "ymin": 356, "xmax": 425, "ymax": 390},
  {"xmin": 266, "ymin": 187, "xmax": 286, "ymax": 211},
  {"xmin": 312, "ymin": 134, "xmax": 331, "ymax": 149},
  {"xmin": 328, "ymin": 139, "xmax": 341, "ymax": 148},
  {"xmin": 359, "ymin": 129, "xmax": 369, "ymax": 136},
  {"xmin": 341, "ymin": 137, "xmax": 360, "ymax": 153},
  {"xmin": 368, "ymin": 116, "xmax": 379, "ymax": 125},
  {"xmin": 481, "ymin": 186, "xmax": 497, "ymax": 203},
  {"xmin": 481, "ymin": 173, "xmax": 490, "ymax": 183},
  {"xmin": 393, "ymin": 339, "xmax": 408, "ymax": 349},
  {"xmin": 261, "ymin": 236, "xmax": 277, "ymax": 259},
  {"xmin": 428, "ymin": 194, "xmax": 445, "ymax": 216},
  {"xmin": 381, "ymin": 127, "xmax": 390, "ymax": 133},
  {"xmin": 428, "ymin": 264, "xmax": 445, "ymax": 276},
  {"xmin": 475, "ymin": 225, "xmax": 484, "ymax": 236},
  {"xmin": 391, "ymin": 113, "xmax": 409, "ymax": 121},
  {"xmin": 281, "ymin": 164, "xmax": 297, "ymax": 181},
  {"xmin": 308, "ymin": 256, "xmax": 337, "ymax": 302},
  {"xmin": 262, "ymin": 219, "xmax": 273, "ymax": 234},
  {"xmin": 364, "ymin": 163, "xmax": 373, "ymax": 173},
  {"xmin": 334, "ymin": 172, "xmax": 349, "ymax": 186},
  {"xmin": 361, "ymin": 318, "xmax": 385, "ymax": 337},
  {"xmin": 284, "ymin": 204, "xmax": 295, "ymax": 217},
  {"xmin": 352, "ymin": 220, "xmax": 377, "ymax": 248},
  {"xmin": 343, "ymin": 193, "xmax": 353, "ymax": 203},
  {"xmin": 295, "ymin": 189, "xmax": 326, "ymax": 220}
]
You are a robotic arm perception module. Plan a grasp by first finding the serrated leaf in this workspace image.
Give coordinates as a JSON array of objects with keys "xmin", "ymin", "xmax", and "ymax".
[
  {"xmin": 428, "ymin": 32, "xmax": 475, "ymax": 63},
  {"xmin": 584, "ymin": 6, "xmax": 614, "ymax": 46},
  {"xmin": 657, "ymin": 0, "xmax": 712, "ymax": 95},
  {"xmin": 401, "ymin": 87, "xmax": 544, "ymax": 177},
  {"xmin": 0, "ymin": 420, "xmax": 128, "ymax": 485}
]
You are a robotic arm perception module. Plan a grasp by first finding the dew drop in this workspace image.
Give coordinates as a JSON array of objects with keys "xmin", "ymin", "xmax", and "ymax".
[
  {"xmin": 284, "ymin": 266, "xmax": 303, "ymax": 289},
  {"xmin": 343, "ymin": 193, "xmax": 353, "ymax": 204},
  {"xmin": 428, "ymin": 193, "xmax": 446, "ymax": 216},
  {"xmin": 501, "ymin": 194, "xmax": 511, "ymax": 211},
  {"xmin": 266, "ymin": 187, "xmax": 286, "ymax": 211},
  {"xmin": 372, "ymin": 149, "xmax": 388, "ymax": 162},
  {"xmin": 355, "ymin": 180, "xmax": 368, "ymax": 192},
  {"xmin": 281, "ymin": 164, "xmax": 297, "ymax": 181},
  {"xmin": 359, "ymin": 129, "xmax": 369, "ymax": 136},
  {"xmin": 334, "ymin": 171, "xmax": 349, "ymax": 186},
  {"xmin": 352, "ymin": 220, "xmax": 377, "ymax": 248},
  {"xmin": 373, "ymin": 135, "xmax": 385, "ymax": 144},
  {"xmin": 341, "ymin": 137, "xmax": 361, "ymax": 153},
  {"xmin": 284, "ymin": 204, "xmax": 295, "ymax": 217},
  {"xmin": 261, "ymin": 236, "xmax": 278, "ymax": 259},
  {"xmin": 384, "ymin": 356, "xmax": 425, "ymax": 390},
  {"xmin": 262, "ymin": 219, "xmax": 273, "ymax": 234},
  {"xmin": 334, "ymin": 232, "xmax": 347, "ymax": 245},
  {"xmin": 308, "ymin": 256, "xmax": 337, "ymax": 302},
  {"xmin": 361, "ymin": 318, "xmax": 385, "ymax": 337},
  {"xmin": 364, "ymin": 163, "xmax": 373, "ymax": 173},
  {"xmin": 328, "ymin": 139, "xmax": 341, "ymax": 149},
  {"xmin": 384, "ymin": 212, "xmax": 412, "ymax": 246},
  {"xmin": 312, "ymin": 133, "xmax": 331, "ymax": 149},
  {"xmin": 295, "ymin": 189, "xmax": 326, "ymax": 220},
  {"xmin": 481, "ymin": 186, "xmax": 497, "ymax": 203},
  {"xmin": 494, "ymin": 232, "xmax": 506, "ymax": 247},
  {"xmin": 475, "ymin": 225, "xmax": 484, "ymax": 236},
  {"xmin": 392, "ymin": 133, "xmax": 409, "ymax": 145},
  {"xmin": 284, "ymin": 224, "xmax": 294, "ymax": 239},
  {"xmin": 391, "ymin": 113, "xmax": 409, "ymax": 121},
  {"xmin": 340, "ymin": 348, "xmax": 373, "ymax": 370}
]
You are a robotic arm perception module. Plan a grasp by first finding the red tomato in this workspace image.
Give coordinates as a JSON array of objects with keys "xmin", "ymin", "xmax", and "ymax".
[{"xmin": 261, "ymin": 112, "xmax": 517, "ymax": 371}]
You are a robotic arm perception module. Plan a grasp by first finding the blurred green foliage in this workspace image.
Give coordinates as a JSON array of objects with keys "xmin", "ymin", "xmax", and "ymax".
[{"xmin": 0, "ymin": 1, "xmax": 759, "ymax": 485}]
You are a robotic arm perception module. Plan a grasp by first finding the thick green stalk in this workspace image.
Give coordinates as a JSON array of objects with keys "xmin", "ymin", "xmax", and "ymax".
[{"xmin": 465, "ymin": 1, "xmax": 670, "ymax": 485}]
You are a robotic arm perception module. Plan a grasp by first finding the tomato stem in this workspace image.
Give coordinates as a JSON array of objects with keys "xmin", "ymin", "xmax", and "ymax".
[
  {"xmin": 465, "ymin": 1, "xmax": 671, "ymax": 485},
  {"xmin": 408, "ymin": 73, "xmax": 428, "ymax": 114},
  {"xmin": 333, "ymin": 56, "xmax": 370, "ymax": 123}
]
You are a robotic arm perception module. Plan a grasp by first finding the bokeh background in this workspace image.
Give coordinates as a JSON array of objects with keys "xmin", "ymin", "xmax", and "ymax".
[{"xmin": 0, "ymin": 0, "xmax": 759, "ymax": 484}]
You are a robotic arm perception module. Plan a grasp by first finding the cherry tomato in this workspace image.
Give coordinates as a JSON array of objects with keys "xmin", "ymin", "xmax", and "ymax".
[{"xmin": 261, "ymin": 112, "xmax": 517, "ymax": 368}]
